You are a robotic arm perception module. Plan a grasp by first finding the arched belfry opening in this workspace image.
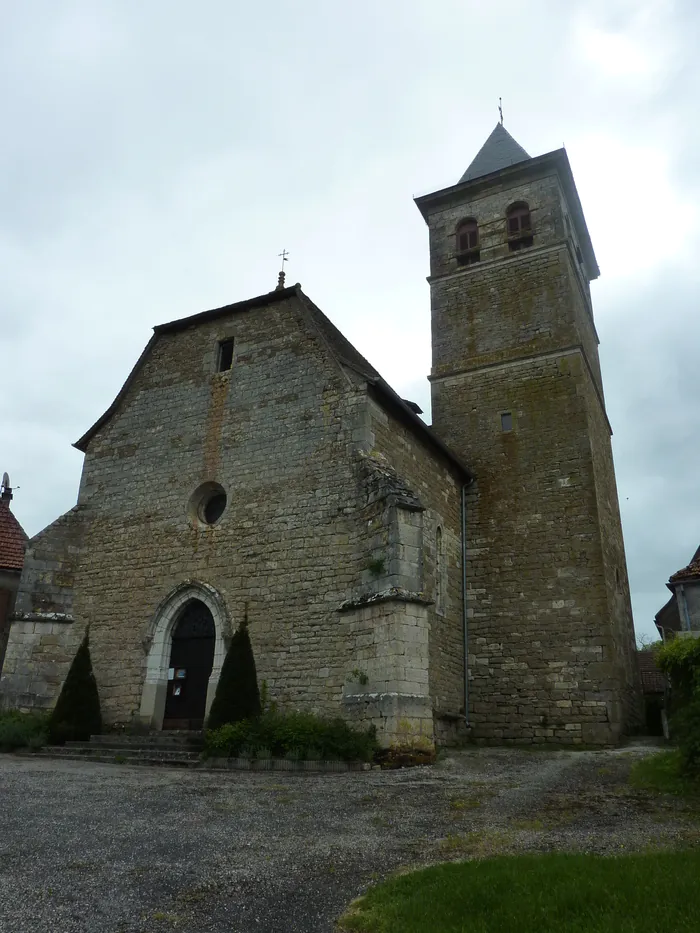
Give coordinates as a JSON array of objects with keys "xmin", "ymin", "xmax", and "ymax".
[
  {"xmin": 162, "ymin": 600, "xmax": 215, "ymax": 730},
  {"xmin": 138, "ymin": 582, "xmax": 230, "ymax": 731}
]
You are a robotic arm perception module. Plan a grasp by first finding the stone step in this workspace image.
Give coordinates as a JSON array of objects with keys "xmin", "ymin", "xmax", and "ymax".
[
  {"xmin": 25, "ymin": 750, "xmax": 198, "ymax": 768},
  {"xmin": 36, "ymin": 745, "xmax": 201, "ymax": 762},
  {"xmin": 87, "ymin": 732, "xmax": 204, "ymax": 749},
  {"xmin": 66, "ymin": 741, "xmax": 201, "ymax": 754},
  {"xmin": 21, "ymin": 747, "xmax": 368, "ymax": 772}
]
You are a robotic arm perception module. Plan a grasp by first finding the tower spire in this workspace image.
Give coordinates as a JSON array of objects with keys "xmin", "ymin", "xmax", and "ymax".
[{"xmin": 498, "ymin": 97, "xmax": 503, "ymax": 125}]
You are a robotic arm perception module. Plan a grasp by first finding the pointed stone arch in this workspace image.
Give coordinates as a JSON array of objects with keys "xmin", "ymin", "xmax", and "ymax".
[{"xmin": 138, "ymin": 581, "xmax": 232, "ymax": 729}]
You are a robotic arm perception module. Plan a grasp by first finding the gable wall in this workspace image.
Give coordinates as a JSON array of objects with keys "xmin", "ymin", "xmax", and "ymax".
[{"xmin": 67, "ymin": 294, "xmax": 375, "ymax": 724}]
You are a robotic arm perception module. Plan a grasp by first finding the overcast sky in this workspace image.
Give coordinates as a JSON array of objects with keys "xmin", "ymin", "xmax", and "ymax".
[{"xmin": 2, "ymin": 0, "xmax": 698, "ymax": 644}]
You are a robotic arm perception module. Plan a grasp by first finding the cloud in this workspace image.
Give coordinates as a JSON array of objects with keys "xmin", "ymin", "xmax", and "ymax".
[
  {"xmin": 572, "ymin": 0, "xmax": 678, "ymax": 87},
  {"xmin": 1, "ymin": 0, "xmax": 698, "ymax": 648}
]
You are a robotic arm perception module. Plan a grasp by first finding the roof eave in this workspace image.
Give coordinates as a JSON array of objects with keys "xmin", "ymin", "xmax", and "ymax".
[
  {"xmin": 73, "ymin": 285, "xmax": 302, "ymax": 453},
  {"xmin": 366, "ymin": 381, "xmax": 473, "ymax": 483},
  {"xmin": 153, "ymin": 284, "xmax": 299, "ymax": 336}
]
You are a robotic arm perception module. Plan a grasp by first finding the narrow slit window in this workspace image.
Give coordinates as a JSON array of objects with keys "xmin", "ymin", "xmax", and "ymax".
[
  {"xmin": 501, "ymin": 411, "xmax": 513, "ymax": 432},
  {"xmin": 436, "ymin": 526, "xmax": 445, "ymax": 615},
  {"xmin": 217, "ymin": 338, "xmax": 234, "ymax": 372}
]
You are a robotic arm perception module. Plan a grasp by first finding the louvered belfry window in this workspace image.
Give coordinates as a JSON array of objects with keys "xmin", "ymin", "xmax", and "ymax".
[
  {"xmin": 506, "ymin": 202, "xmax": 533, "ymax": 251},
  {"xmin": 456, "ymin": 218, "xmax": 480, "ymax": 265}
]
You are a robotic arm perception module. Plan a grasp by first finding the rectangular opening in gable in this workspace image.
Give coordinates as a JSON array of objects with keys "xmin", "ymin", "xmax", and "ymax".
[{"xmin": 217, "ymin": 338, "xmax": 234, "ymax": 372}]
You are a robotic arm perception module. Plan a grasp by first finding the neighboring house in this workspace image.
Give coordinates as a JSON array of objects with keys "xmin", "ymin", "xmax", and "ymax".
[
  {"xmin": 655, "ymin": 546, "xmax": 700, "ymax": 638},
  {"xmin": 0, "ymin": 123, "xmax": 642, "ymax": 746},
  {"xmin": 0, "ymin": 473, "xmax": 27, "ymax": 677}
]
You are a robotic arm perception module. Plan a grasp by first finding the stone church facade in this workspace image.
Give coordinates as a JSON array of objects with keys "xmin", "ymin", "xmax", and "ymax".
[{"xmin": 0, "ymin": 124, "xmax": 642, "ymax": 746}]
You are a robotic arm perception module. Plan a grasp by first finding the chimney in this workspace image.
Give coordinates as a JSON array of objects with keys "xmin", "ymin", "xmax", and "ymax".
[{"xmin": 1, "ymin": 472, "xmax": 12, "ymax": 505}]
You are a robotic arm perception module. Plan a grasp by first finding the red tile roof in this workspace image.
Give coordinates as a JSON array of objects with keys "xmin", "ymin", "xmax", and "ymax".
[
  {"xmin": 669, "ymin": 546, "xmax": 700, "ymax": 583},
  {"xmin": 0, "ymin": 501, "xmax": 27, "ymax": 572}
]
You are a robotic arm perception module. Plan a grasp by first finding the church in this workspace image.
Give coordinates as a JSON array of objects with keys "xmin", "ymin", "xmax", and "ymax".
[{"xmin": 0, "ymin": 124, "xmax": 642, "ymax": 747}]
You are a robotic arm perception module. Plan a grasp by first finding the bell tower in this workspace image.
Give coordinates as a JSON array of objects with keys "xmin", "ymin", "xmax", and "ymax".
[{"xmin": 416, "ymin": 124, "xmax": 641, "ymax": 744}]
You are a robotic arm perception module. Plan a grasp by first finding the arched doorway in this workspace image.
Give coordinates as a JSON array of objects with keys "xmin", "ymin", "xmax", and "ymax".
[
  {"xmin": 139, "ymin": 582, "xmax": 230, "ymax": 731},
  {"xmin": 162, "ymin": 599, "xmax": 216, "ymax": 730}
]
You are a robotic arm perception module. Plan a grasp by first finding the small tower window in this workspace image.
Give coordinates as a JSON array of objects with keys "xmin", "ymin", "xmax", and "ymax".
[
  {"xmin": 456, "ymin": 218, "xmax": 480, "ymax": 266},
  {"xmin": 217, "ymin": 338, "xmax": 234, "ymax": 372},
  {"xmin": 506, "ymin": 202, "xmax": 533, "ymax": 251},
  {"xmin": 501, "ymin": 411, "xmax": 513, "ymax": 432}
]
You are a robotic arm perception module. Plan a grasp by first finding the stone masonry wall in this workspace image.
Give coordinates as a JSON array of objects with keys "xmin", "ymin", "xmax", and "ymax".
[
  {"xmin": 66, "ymin": 294, "xmax": 379, "ymax": 727},
  {"xmin": 366, "ymin": 398, "xmax": 467, "ymax": 742},
  {"xmin": 582, "ymin": 377, "xmax": 643, "ymax": 729},
  {"xmin": 422, "ymin": 158, "xmax": 640, "ymax": 744},
  {"xmin": 427, "ymin": 171, "xmax": 604, "ymax": 397},
  {"xmin": 0, "ymin": 577, "xmax": 17, "ymax": 677},
  {"xmin": 435, "ymin": 352, "xmax": 620, "ymax": 743},
  {"xmin": 340, "ymin": 598, "xmax": 434, "ymax": 747},
  {"xmin": 0, "ymin": 508, "xmax": 88, "ymax": 709}
]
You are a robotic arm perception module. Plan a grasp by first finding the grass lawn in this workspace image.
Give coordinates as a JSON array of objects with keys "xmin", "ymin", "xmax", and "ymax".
[
  {"xmin": 629, "ymin": 750, "xmax": 700, "ymax": 799},
  {"xmin": 338, "ymin": 852, "xmax": 700, "ymax": 932}
]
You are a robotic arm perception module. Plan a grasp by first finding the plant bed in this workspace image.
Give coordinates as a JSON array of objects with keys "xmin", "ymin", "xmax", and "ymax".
[
  {"xmin": 376, "ymin": 747, "xmax": 436, "ymax": 769},
  {"xmin": 0, "ymin": 711, "xmax": 49, "ymax": 752},
  {"xmin": 203, "ymin": 711, "xmax": 378, "ymax": 764}
]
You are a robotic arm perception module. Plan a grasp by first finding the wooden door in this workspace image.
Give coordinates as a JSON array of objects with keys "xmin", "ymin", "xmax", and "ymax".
[{"xmin": 162, "ymin": 600, "xmax": 215, "ymax": 730}]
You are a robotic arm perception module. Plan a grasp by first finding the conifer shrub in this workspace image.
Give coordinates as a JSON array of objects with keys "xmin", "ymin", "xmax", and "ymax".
[
  {"xmin": 48, "ymin": 632, "xmax": 102, "ymax": 745},
  {"xmin": 204, "ymin": 711, "xmax": 377, "ymax": 762},
  {"xmin": 206, "ymin": 624, "xmax": 261, "ymax": 730}
]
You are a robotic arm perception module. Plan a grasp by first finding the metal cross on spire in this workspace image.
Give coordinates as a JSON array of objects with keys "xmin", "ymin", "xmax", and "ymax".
[
  {"xmin": 499, "ymin": 97, "xmax": 503, "ymax": 125},
  {"xmin": 276, "ymin": 249, "xmax": 289, "ymax": 290}
]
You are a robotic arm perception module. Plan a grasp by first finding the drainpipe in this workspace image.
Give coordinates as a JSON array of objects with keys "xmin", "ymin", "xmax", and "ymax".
[{"xmin": 461, "ymin": 479, "xmax": 474, "ymax": 727}]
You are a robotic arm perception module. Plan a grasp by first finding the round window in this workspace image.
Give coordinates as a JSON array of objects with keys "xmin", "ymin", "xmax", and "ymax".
[
  {"xmin": 189, "ymin": 482, "xmax": 227, "ymax": 526},
  {"xmin": 202, "ymin": 492, "xmax": 226, "ymax": 525}
]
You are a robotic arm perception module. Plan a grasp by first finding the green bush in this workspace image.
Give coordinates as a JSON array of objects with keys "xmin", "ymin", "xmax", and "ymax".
[
  {"xmin": 673, "ymin": 696, "xmax": 700, "ymax": 774},
  {"xmin": 204, "ymin": 711, "xmax": 377, "ymax": 762},
  {"xmin": 48, "ymin": 632, "xmax": 102, "ymax": 745},
  {"xmin": 207, "ymin": 624, "xmax": 261, "ymax": 730},
  {"xmin": 0, "ymin": 710, "xmax": 48, "ymax": 751},
  {"xmin": 656, "ymin": 636, "xmax": 700, "ymax": 775},
  {"xmin": 656, "ymin": 636, "xmax": 700, "ymax": 704}
]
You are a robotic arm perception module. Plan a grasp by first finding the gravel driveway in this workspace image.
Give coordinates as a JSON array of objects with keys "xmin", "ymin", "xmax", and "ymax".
[{"xmin": 0, "ymin": 744, "xmax": 695, "ymax": 933}]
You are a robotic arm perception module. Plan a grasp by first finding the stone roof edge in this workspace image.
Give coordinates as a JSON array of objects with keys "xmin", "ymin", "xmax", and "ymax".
[
  {"xmin": 415, "ymin": 148, "xmax": 600, "ymax": 281},
  {"xmin": 73, "ymin": 282, "xmax": 473, "ymax": 482},
  {"xmin": 365, "ymin": 382, "xmax": 473, "ymax": 482},
  {"xmin": 299, "ymin": 287, "xmax": 474, "ymax": 482},
  {"xmin": 292, "ymin": 291, "xmax": 474, "ymax": 483},
  {"xmin": 73, "ymin": 286, "xmax": 300, "ymax": 453}
]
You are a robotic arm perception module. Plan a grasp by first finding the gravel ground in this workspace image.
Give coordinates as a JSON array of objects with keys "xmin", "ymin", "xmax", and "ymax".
[{"xmin": 0, "ymin": 743, "xmax": 696, "ymax": 933}]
